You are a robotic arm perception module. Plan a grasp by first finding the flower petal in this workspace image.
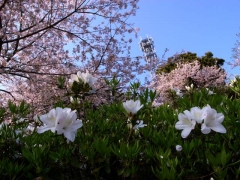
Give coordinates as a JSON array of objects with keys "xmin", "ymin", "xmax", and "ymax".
[
  {"xmin": 175, "ymin": 121, "xmax": 191, "ymax": 130},
  {"xmin": 215, "ymin": 113, "xmax": 224, "ymax": 123},
  {"xmin": 69, "ymin": 120, "xmax": 83, "ymax": 131},
  {"xmin": 201, "ymin": 123, "xmax": 211, "ymax": 134},
  {"xmin": 181, "ymin": 127, "xmax": 192, "ymax": 138},
  {"xmin": 64, "ymin": 130, "xmax": 76, "ymax": 142},
  {"xmin": 37, "ymin": 126, "xmax": 55, "ymax": 133},
  {"xmin": 190, "ymin": 107, "xmax": 204, "ymax": 124},
  {"xmin": 210, "ymin": 123, "xmax": 226, "ymax": 133}
]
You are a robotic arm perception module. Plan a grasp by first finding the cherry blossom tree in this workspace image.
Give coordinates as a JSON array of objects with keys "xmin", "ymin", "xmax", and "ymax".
[
  {"xmin": 150, "ymin": 60, "xmax": 227, "ymax": 104},
  {"xmin": 0, "ymin": 0, "xmax": 150, "ymax": 112},
  {"xmin": 231, "ymin": 32, "xmax": 240, "ymax": 67}
]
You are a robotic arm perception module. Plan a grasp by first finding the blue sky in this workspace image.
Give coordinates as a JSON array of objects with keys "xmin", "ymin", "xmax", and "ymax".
[{"xmin": 128, "ymin": 0, "xmax": 240, "ymax": 80}]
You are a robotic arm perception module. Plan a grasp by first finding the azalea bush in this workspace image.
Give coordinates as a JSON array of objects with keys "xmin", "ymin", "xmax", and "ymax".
[
  {"xmin": 1, "ymin": 0, "xmax": 240, "ymax": 178},
  {"xmin": 0, "ymin": 72, "xmax": 240, "ymax": 179}
]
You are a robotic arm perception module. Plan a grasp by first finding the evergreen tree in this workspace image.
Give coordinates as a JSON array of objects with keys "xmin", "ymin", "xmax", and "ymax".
[{"xmin": 156, "ymin": 51, "xmax": 225, "ymax": 74}]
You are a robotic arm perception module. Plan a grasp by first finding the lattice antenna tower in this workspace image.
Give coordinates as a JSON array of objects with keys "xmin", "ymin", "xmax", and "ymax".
[{"xmin": 139, "ymin": 35, "xmax": 157, "ymax": 63}]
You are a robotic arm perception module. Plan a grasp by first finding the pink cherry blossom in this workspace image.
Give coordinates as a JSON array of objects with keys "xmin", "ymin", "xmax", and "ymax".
[{"xmin": 0, "ymin": 0, "xmax": 147, "ymax": 113}]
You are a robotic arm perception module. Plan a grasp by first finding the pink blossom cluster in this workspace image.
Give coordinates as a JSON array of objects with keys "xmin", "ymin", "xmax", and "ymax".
[
  {"xmin": 231, "ymin": 33, "xmax": 240, "ymax": 67},
  {"xmin": 150, "ymin": 60, "xmax": 226, "ymax": 103},
  {"xmin": 0, "ymin": 0, "xmax": 157, "ymax": 112}
]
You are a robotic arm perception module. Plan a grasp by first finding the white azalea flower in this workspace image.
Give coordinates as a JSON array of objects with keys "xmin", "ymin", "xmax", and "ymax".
[
  {"xmin": 68, "ymin": 74, "xmax": 79, "ymax": 87},
  {"xmin": 55, "ymin": 117, "xmax": 83, "ymax": 142},
  {"xmin": 176, "ymin": 145, "xmax": 182, "ymax": 152},
  {"xmin": 123, "ymin": 100, "xmax": 143, "ymax": 114},
  {"xmin": 201, "ymin": 105, "xmax": 226, "ymax": 134},
  {"xmin": 77, "ymin": 70, "xmax": 97, "ymax": 88},
  {"xmin": 175, "ymin": 110, "xmax": 196, "ymax": 138},
  {"xmin": 69, "ymin": 70, "xmax": 97, "ymax": 88},
  {"xmin": 37, "ymin": 107, "xmax": 83, "ymax": 142},
  {"xmin": 189, "ymin": 107, "xmax": 204, "ymax": 124},
  {"xmin": 133, "ymin": 120, "xmax": 147, "ymax": 130},
  {"xmin": 37, "ymin": 108, "xmax": 59, "ymax": 133}
]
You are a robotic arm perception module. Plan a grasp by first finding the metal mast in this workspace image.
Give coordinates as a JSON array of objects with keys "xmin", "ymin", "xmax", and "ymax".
[{"xmin": 139, "ymin": 35, "xmax": 157, "ymax": 63}]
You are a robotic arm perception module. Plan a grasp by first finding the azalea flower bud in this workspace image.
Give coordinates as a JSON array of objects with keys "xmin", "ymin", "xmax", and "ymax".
[
  {"xmin": 70, "ymin": 97, "xmax": 80, "ymax": 104},
  {"xmin": 185, "ymin": 86, "xmax": 191, "ymax": 91},
  {"xmin": 176, "ymin": 145, "xmax": 182, "ymax": 152},
  {"xmin": 127, "ymin": 123, "xmax": 133, "ymax": 129},
  {"xmin": 185, "ymin": 84, "xmax": 194, "ymax": 91}
]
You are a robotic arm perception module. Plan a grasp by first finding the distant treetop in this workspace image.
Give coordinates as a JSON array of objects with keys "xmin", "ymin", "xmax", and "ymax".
[{"xmin": 156, "ymin": 51, "xmax": 225, "ymax": 74}]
